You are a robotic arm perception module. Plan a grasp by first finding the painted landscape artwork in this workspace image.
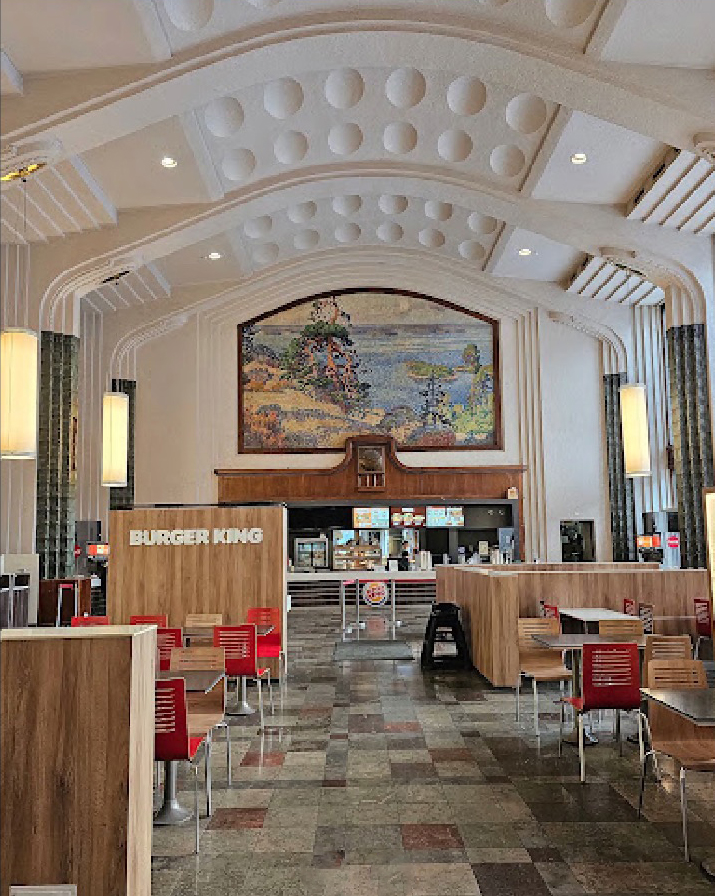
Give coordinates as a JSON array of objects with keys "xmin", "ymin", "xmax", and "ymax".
[{"xmin": 239, "ymin": 290, "xmax": 499, "ymax": 451}]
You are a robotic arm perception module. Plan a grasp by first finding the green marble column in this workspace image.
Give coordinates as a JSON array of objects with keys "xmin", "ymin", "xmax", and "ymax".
[{"xmin": 603, "ymin": 372, "xmax": 636, "ymax": 561}]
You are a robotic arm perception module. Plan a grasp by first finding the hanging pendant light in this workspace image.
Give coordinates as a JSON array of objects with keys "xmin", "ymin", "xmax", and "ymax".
[
  {"xmin": 102, "ymin": 392, "xmax": 129, "ymax": 487},
  {"xmin": 1, "ymin": 328, "xmax": 39, "ymax": 459},
  {"xmin": 619, "ymin": 383, "xmax": 651, "ymax": 477}
]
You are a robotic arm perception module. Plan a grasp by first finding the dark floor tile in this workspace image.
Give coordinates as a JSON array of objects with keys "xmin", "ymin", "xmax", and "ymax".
[
  {"xmin": 401, "ymin": 823, "xmax": 464, "ymax": 850},
  {"xmin": 348, "ymin": 714, "xmax": 385, "ymax": 733},
  {"xmin": 472, "ymin": 862, "xmax": 552, "ymax": 896},
  {"xmin": 240, "ymin": 751, "xmax": 285, "ymax": 767},
  {"xmin": 206, "ymin": 808, "xmax": 267, "ymax": 830}
]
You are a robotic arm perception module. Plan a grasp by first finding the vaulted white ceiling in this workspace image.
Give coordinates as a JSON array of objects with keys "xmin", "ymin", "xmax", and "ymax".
[{"xmin": 1, "ymin": 0, "xmax": 713, "ymax": 322}]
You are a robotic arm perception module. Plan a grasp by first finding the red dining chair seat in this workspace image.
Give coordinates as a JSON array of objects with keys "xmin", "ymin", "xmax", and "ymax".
[
  {"xmin": 71, "ymin": 615, "xmax": 110, "ymax": 626},
  {"xmin": 188, "ymin": 736, "xmax": 205, "ymax": 758},
  {"xmin": 214, "ymin": 624, "xmax": 274, "ymax": 728},
  {"xmin": 565, "ymin": 697, "xmax": 585, "ymax": 712},
  {"xmin": 157, "ymin": 628, "xmax": 183, "ymax": 672},
  {"xmin": 247, "ymin": 607, "xmax": 285, "ymax": 681},
  {"xmin": 130, "ymin": 614, "xmax": 168, "ymax": 627}
]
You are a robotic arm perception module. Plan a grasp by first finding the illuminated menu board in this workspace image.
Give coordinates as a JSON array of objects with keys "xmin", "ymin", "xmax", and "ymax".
[
  {"xmin": 390, "ymin": 507, "xmax": 426, "ymax": 528},
  {"xmin": 426, "ymin": 506, "xmax": 464, "ymax": 528},
  {"xmin": 353, "ymin": 507, "xmax": 390, "ymax": 529}
]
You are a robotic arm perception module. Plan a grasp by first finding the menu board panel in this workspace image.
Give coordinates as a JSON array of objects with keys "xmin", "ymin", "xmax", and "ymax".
[
  {"xmin": 390, "ymin": 506, "xmax": 426, "ymax": 528},
  {"xmin": 353, "ymin": 507, "xmax": 390, "ymax": 529},
  {"xmin": 426, "ymin": 506, "xmax": 464, "ymax": 528}
]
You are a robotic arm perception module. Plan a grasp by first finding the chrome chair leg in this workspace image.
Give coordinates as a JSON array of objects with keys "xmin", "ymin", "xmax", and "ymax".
[
  {"xmin": 680, "ymin": 767, "xmax": 689, "ymax": 862},
  {"xmin": 616, "ymin": 710, "xmax": 623, "ymax": 756},
  {"xmin": 515, "ymin": 673, "xmax": 521, "ymax": 722},
  {"xmin": 193, "ymin": 763, "xmax": 200, "ymax": 854},
  {"xmin": 267, "ymin": 676, "xmax": 275, "ymax": 714},
  {"xmin": 558, "ymin": 701, "xmax": 564, "ymax": 757},
  {"xmin": 257, "ymin": 677, "xmax": 264, "ymax": 730},
  {"xmin": 205, "ymin": 733, "xmax": 212, "ymax": 817},
  {"xmin": 578, "ymin": 714, "xmax": 586, "ymax": 784},
  {"xmin": 225, "ymin": 721, "xmax": 232, "ymax": 786},
  {"xmin": 637, "ymin": 749, "xmax": 653, "ymax": 818},
  {"xmin": 637, "ymin": 712, "xmax": 644, "ymax": 766},
  {"xmin": 532, "ymin": 679, "xmax": 539, "ymax": 737}
]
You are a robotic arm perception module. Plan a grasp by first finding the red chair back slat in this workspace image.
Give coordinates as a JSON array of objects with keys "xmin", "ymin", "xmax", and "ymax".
[
  {"xmin": 154, "ymin": 678, "xmax": 190, "ymax": 761},
  {"xmin": 247, "ymin": 606, "xmax": 281, "ymax": 648},
  {"xmin": 638, "ymin": 603, "xmax": 654, "ymax": 635},
  {"xmin": 581, "ymin": 642, "xmax": 640, "ymax": 711},
  {"xmin": 157, "ymin": 628, "xmax": 183, "ymax": 672},
  {"xmin": 130, "ymin": 614, "xmax": 168, "ymax": 627},
  {"xmin": 694, "ymin": 598, "xmax": 713, "ymax": 637},
  {"xmin": 542, "ymin": 603, "xmax": 559, "ymax": 620},
  {"xmin": 623, "ymin": 598, "xmax": 637, "ymax": 617},
  {"xmin": 214, "ymin": 624, "xmax": 258, "ymax": 677},
  {"xmin": 70, "ymin": 615, "xmax": 110, "ymax": 627}
]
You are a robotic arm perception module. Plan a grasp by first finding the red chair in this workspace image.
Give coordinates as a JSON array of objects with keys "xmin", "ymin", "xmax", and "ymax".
[
  {"xmin": 213, "ymin": 624, "xmax": 273, "ymax": 728},
  {"xmin": 623, "ymin": 597, "xmax": 637, "ymax": 616},
  {"xmin": 130, "ymin": 614, "xmax": 168, "ymax": 627},
  {"xmin": 694, "ymin": 597, "xmax": 712, "ymax": 658},
  {"xmin": 157, "ymin": 628, "xmax": 183, "ymax": 672},
  {"xmin": 71, "ymin": 615, "xmax": 110, "ymax": 626},
  {"xmin": 559, "ymin": 641, "xmax": 643, "ymax": 783},
  {"xmin": 247, "ymin": 606, "xmax": 285, "ymax": 682},
  {"xmin": 542, "ymin": 603, "xmax": 559, "ymax": 620},
  {"xmin": 154, "ymin": 678, "xmax": 208, "ymax": 854}
]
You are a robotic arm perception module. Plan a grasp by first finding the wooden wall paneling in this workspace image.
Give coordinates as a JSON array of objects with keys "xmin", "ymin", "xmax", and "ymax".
[
  {"xmin": 0, "ymin": 626, "xmax": 155, "ymax": 895},
  {"xmin": 108, "ymin": 506, "xmax": 287, "ymax": 676}
]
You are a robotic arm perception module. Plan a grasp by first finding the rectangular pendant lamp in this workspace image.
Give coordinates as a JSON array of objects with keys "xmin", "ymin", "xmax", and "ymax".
[
  {"xmin": 1, "ymin": 328, "xmax": 39, "ymax": 460},
  {"xmin": 102, "ymin": 391, "xmax": 129, "ymax": 487},
  {"xmin": 619, "ymin": 383, "xmax": 651, "ymax": 477}
]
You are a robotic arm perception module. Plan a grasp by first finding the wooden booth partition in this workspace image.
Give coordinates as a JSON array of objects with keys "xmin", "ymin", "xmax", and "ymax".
[
  {"xmin": 108, "ymin": 505, "xmax": 288, "ymax": 672},
  {"xmin": 1, "ymin": 625, "xmax": 155, "ymax": 895}
]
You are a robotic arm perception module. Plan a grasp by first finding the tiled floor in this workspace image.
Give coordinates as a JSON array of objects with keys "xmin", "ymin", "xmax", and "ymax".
[{"xmin": 152, "ymin": 607, "xmax": 715, "ymax": 895}]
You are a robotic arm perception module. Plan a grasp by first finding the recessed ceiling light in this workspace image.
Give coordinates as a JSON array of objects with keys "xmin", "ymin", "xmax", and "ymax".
[
  {"xmin": 161, "ymin": 156, "xmax": 178, "ymax": 168},
  {"xmin": 207, "ymin": 251, "xmax": 222, "ymax": 260},
  {"xmin": 570, "ymin": 152, "xmax": 588, "ymax": 165},
  {"xmin": 518, "ymin": 248, "xmax": 532, "ymax": 256}
]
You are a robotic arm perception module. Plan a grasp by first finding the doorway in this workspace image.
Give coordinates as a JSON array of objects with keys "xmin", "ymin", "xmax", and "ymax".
[{"xmin": 560, "ymin": 520, "xmax": 595, "ymax": 562}]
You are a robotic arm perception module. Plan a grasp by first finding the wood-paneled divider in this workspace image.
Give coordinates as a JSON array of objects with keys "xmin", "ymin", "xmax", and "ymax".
[
  {"xmin": 438, "ymin": 565, "xmax": 709, "ymax": 687},
  {"xmin": 1, "ymin": 625, "xmax": 155, "ymax": 895},
  {"xmin": 108, "ymin": 506, "xmax": 288, "ymax": 666}
]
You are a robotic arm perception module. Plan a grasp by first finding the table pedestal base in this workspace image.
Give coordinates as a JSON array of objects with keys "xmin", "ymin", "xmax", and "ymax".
[
  {"xmin": 154, "ymin": 761, "xmax": 191, "ymax": 825},
  {"xmin": 226, "ymin": 677, "xmax": 255, "ymax": 716}
]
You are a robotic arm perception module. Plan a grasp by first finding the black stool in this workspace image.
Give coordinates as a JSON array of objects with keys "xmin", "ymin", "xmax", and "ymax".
[{"xmin": 420, "ymin": 602, "xmax": 471, "ymax": 669}]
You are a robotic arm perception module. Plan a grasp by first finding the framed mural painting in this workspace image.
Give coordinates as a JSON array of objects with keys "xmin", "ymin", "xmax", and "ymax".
[{"xmin": 237, "ymin": 288, "xmax": 501, "ymax": 452}]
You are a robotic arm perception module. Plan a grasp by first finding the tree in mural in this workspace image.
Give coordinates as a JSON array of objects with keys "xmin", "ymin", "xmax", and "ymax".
[
  {"xmin": 419, "ymin": 371, "xmax": 453, "ymax": 429},
  {"xmin": 281, "ymin": 297, "xmax": 370, "ymax": 412}
]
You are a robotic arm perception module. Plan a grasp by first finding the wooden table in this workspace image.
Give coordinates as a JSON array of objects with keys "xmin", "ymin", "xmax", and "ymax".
[
  {"xmin": 535, "ymin": 634, "xmax": 646, "ymax": 744},
  {"xmin": 154, "ymin": 670, "xmax": 225, "ymax": 826},
  {"xmin": 183, "ymin": 623, "xmax": 274, "ymax": 644},
  {"xmin": 640, "ymin": 687, "xmax": 715, "ymax": 879},
  {"xmin": 560, "ymin": 607, "xmax": 636, "ymax": 633}
]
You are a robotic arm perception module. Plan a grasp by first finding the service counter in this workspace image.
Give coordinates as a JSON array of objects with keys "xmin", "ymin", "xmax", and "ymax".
[
  {"xmin": 438, "ymin": 565, "xmax": 709, "ymax": 687},
  {"xmin": 1, "ymin": 624, "xmax": 155, "ymax": 895},
  {"xmin": 287, "ymin": 568, "xmax": 437, "ymax": 608}
]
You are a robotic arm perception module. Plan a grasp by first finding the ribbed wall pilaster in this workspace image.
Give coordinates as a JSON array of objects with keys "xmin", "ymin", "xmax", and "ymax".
[
  {"xmin": 36, "ymin": 331, "xmax": 79, "ymax": 579},
  {"xmin": 109, "ymin": 378, "xmax": 136, "ymax": 511},
  {"xmin": 666, "ymin": 323, "xmax": 714, "ymax": 568},
  {"xmin": 603, "ymin": 373, "xmax": 636, "ymax": 561}
]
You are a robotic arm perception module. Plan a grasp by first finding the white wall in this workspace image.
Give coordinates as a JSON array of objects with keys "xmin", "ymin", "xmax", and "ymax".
[{"xmin": 539, "ymin": 314, "xmax": 611, "ymax": 561}]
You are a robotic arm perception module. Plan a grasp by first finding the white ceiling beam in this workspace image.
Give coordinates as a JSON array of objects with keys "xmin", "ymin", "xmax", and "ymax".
[{"xmin": 0, "ymin": 49, "xmax": 23, "ymax": 96}]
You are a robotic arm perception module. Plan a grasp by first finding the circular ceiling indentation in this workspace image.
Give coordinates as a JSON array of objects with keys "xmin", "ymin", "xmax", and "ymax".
[
  {"xmin": 544, "ymin": 0, "xmax": 596, "ymax": 27},
  {"xmin": 379, "ymin": 194, "xmax": 409, "ymax": 215},
  {"xmin": 294, "ymin": 229, "xmax": 320, "ymax": 250},
  {"xmin": 458, "ymin": 240, "xmax": 486, "ymax": 261},
  {"xmin": 335, "ymin": 222, "xmax": 361, "ymax": 243},
  {"xmin": 479, "ymin": 0, "xmax": 510, "ymax": 5},
  {"xmin": 204, "ymin": 96, "xmax": 244, "ymax": 137},
  {"xmin": 332, "ymin": 195, "xmax": 362, "ymax": 216},
  {"xmin": 377, "ymin": 222, "xmax": 404, "ymax": 243},
  {"xmin": 385, "ymin": 68, "xmax": 426, "ymax": 109},
  {"xmin": 245, "ymin": 0, "xmax": 282, "ymax": 7},
  {"xmin": 287, "ymin": 201, "xmax": 317, "ymax": 223},
  {"xmin": 328, "ymin": 123, "xmax": 363, "ymax": 156},
  {"xmin": 446, "ymin": 76, "xmax": 487, "ymax": 116},
  {"xmin": 252, "ymin": 242, "xmax": 279, "ymax": 265},
  {"xmin": 506, "ymin": 93, "xmax": 548, "ymax": 134},
  {"xmin": 264, "ymin": 77, "xmax": 304, "ymax": 119},
  {"xmin": 419, "ymin": 228, "xmax": 445, "ymax": 248},
  {"xmin": 424, "ymin": 200, "xmax": 453, "ymax": 222},
  {"xmin": 274, "ymin": 130, "xmax": 308, "ymax": 164},
  {"xmin": 490, "ymin": 144, "xmax": 526, "ymax": 177},
  {"xmin": 383, "ymin": 122, "xmax": 418, "ymax": 154},
  {"xmin": 437, "ymin": 129, "xmax": 473, "ymax": 162},
  {"xmin": 221, "ymin": 147, "xmax": 256, "ymax": 182},
  {"xmin": 243, "ymin": 215, "xmax": 273, "ymax": 239},
  {"xmin": 163, "ymin": 0, "xmax": 213, "ymax": 31},
  {"xmin": 468, "ymin": 212, "xmax": 498, "ymax": 234},
  {"xmin": 324, "ymin": 68, "xmax": 365, "ymax": 110}
]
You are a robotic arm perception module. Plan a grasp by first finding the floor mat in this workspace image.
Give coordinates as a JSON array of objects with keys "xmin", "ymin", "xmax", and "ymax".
[{"xmin": 333, "ymin": 639, "xmax": 414, "ymax": 661}]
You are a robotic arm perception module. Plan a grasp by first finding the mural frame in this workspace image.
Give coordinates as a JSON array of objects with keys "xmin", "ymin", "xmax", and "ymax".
[{"xmin": 236, "ymin": 287, "xmax": 502, "ymax": 453}]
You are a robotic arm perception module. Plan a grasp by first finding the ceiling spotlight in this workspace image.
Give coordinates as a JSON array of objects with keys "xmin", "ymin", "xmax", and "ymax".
[
  {"xmin": 518, "ymin": 248, "xmax": 532, "ymax": 256},
  {"xmin": 161, "ymin": 156, "xmax": 178, "ymax": 168},
  {"xmin": 570, "ymin": 152, "xmax": 588, "ymax": 165},
  {"xmin": 207, "ymin": 251, "xmax": 222, "ymax": 260}
]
